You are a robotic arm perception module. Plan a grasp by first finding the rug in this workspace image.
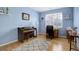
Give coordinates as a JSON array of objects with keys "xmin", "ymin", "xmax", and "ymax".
[{"xmin": 12, "ymin": 39, "xmax": 49, "ymax": 51}]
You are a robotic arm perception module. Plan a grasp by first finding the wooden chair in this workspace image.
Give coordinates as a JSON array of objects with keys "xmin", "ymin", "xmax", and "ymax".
[{"xmin": 46, "ymin": 25, "xmax": 54, "ymax": 39}]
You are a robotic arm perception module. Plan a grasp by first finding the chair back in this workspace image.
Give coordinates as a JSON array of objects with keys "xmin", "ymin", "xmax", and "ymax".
[{"xmin": 46, "ymin": 25, "xmax": 53, "ymax": 33}]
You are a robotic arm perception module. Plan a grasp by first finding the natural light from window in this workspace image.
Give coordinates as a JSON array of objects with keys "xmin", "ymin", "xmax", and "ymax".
[{"xmin": 45, "ymin": 12, "xmax": 63, "ymax": 29}]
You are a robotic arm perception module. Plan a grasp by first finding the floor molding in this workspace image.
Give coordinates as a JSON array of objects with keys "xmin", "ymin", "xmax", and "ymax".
[{"xmin": 0, "ymin": 40, "xmax": 17, "ymax": 47}]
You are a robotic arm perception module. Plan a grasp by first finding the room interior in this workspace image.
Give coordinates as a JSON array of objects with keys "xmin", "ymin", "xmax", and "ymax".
[{"xmin": 0, "ymin": 7, "xmax": 79, "ymax": 51}]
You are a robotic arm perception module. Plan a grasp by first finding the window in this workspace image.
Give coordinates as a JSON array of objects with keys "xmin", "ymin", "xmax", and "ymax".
[{"xmin": 45, "ymin": 12, "xmax": 63, "ymax": 29}]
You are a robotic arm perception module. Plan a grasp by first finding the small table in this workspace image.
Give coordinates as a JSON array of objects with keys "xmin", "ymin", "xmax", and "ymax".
[{"xmin": 69, "ymin": 33, "xmax": 79, "ymax": 51}]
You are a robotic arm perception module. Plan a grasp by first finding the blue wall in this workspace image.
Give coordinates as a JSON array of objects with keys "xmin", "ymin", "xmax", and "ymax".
[
  {"xmin": 39, "ymin": 7, "xmax": 73, "ymax": 37},
  {"xmin": 74, "ymin": 7, "xmax": 79, "ymax": 48},
  {"xmin": 0, "ymin": 7, "xmax": 39, "ymax": 45},
  {"xmin": 74, "ymin": 7, "xmax": 79, "ymax": 31}
]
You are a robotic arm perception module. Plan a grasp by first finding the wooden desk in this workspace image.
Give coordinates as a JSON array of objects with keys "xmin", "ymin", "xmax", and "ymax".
[
  {"xmin": 18, "ymin": 27, "xmax": 37, "ymax": 42},
  {"xmin": 69, "ymin": 33, "xmax": 79, "ymax": 51},
  {"xmin": 23, "ymin": 30, "xmax": 34, "ymax": 33}
]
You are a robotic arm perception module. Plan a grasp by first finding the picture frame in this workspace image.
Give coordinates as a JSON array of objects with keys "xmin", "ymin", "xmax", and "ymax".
[
  {"xmin": 0, "ymin": 7, "xmax": 8, "ymax": 14},
  {"xmin": 22, "ymin": 13, "xmax": 30, "ymax": 20}
]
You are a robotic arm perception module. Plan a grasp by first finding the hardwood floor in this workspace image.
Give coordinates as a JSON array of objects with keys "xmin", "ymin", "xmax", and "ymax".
[
  {"xmin": 0, "ymin": 35, "xmax": 70, "ymax": 51},
  {"xmin": 48, "ymin": 38, "xmax": 69, "ymax": 51}
]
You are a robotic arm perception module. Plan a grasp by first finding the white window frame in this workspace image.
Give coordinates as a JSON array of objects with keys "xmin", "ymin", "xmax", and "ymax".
[{"xmin": 45, "ymin": 12, "xmax": 63, "ymax": 29}]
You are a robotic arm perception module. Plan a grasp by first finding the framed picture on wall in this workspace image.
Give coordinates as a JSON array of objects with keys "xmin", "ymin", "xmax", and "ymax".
[
  {"xmin": 0, "ymin": 7, "xmax": 8, "ymax": 14},
  {"xmin": 22, "ymin": 13, "xmax": 30, "ymax": 20}
]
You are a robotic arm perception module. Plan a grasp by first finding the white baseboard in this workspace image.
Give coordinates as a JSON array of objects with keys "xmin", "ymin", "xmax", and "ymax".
[{"xmin": 0, "ymin": 40, "xmax": 17, "ymax": 47}]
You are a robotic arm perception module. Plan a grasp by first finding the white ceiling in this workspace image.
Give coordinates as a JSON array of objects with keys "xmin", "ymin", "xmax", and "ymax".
[{"xmin": 30, "ymin": 7, "xmax": 63, "ymax": 12}]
